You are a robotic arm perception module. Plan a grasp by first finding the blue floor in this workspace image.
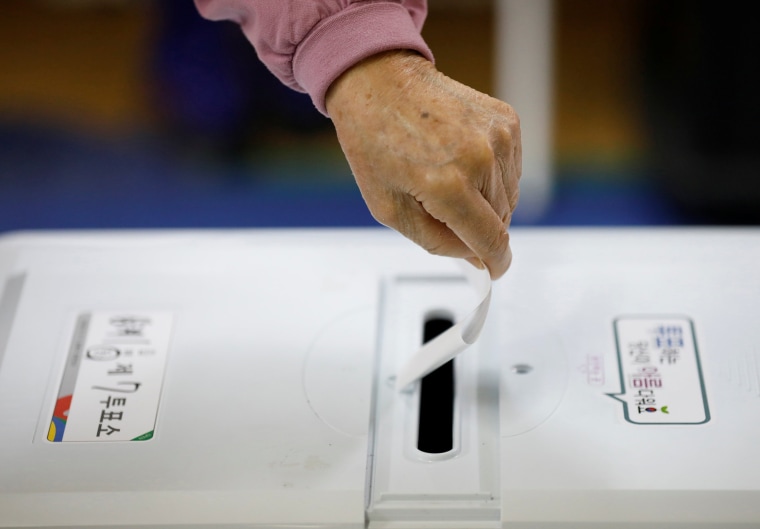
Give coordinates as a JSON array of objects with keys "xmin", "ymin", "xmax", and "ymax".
[{"xmin": 0, "ymin": 120, "xmax": 698, "ymax": 234}]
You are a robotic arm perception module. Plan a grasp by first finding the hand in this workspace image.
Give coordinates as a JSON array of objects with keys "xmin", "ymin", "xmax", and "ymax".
[{"xmin": 325, "ymin": 51, "xmax": 521, "ymax": 279}]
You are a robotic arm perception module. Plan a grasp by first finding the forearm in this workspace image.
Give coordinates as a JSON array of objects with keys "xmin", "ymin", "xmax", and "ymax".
[{"xmin": 194, "ymin": 0, "xmax": 433, "ymax": 115}]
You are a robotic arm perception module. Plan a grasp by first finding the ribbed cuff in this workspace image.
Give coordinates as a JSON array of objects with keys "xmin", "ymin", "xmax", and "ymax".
[{"xmin": 293, "ymin": 2, "xmax": 434, "ymax": 116}]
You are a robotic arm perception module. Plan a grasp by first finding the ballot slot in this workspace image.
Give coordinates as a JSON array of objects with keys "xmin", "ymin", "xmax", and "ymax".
[
  {"xmin": 367, "ymin": 275, "xmax": 500, "ymax": 526},
  {"xmin": 417, "ymin": 316, "xmax": 455, "ymax": 454}
]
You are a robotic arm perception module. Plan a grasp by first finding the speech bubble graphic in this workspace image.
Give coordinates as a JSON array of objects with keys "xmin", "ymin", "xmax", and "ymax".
[{"xmin": 608, "ymin": 316, "xmax": 710, "ymax": 425}]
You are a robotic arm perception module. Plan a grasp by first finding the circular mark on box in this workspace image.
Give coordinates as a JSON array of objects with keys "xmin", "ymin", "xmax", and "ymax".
[{"xmin": 303, "ymin": 307, "xmax": 376, "ymax": 438}]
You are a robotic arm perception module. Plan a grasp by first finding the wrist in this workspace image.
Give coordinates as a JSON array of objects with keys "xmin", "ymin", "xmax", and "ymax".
[{"xmin": 325, "ymin": 50, "xmax": 433, "ymax": 119}]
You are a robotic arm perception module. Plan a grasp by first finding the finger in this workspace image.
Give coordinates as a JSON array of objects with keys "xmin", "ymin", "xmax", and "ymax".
[
  {"xmin": 465, "ymin": 256, "xmax": 487, "ymax": 271},
  {"xmin": 397, "ymin": 199, "xmax": 508, "ymax": 278},
  {"xmin": 390, "ymin": 192, "xmax": 477, "ymax": 259},
  {"xmin": 420, "ymin": 172, "xmax": 512, "ymax": 279}
]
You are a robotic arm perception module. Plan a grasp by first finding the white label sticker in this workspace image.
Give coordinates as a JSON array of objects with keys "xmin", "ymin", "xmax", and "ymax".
[
  {"xmin": 608, "ymin": 316, "xmax": 709, "ymax": 425},
  {"xmin": 48, "ymin": 312, "xmax": 173, "ymax": 442}
]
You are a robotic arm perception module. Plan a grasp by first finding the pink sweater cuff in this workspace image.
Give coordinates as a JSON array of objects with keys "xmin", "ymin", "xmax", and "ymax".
[{"xmin": 294, "ymin": 3, "xmax": 434, "ymax": 116}]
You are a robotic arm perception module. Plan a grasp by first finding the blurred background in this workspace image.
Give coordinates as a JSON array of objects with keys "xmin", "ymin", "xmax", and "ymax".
[{"xmin": 1, "ymin": 0, "xmax": 758, "ymax": 233}]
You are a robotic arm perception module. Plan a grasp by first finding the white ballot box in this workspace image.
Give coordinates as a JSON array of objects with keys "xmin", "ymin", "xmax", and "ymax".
[{"xmin": 0, "ymin": 227, "xmax": 758, "ymax": 528}]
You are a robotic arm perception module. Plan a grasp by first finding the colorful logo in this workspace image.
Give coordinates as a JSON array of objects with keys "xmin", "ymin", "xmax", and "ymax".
[
  {"xmin": 640, "ymin": 406, "xmax": 670, "ymax": 414},
  {"xmin": 47, "ymin": 394, "xmax": 72, "ymax": 442}
]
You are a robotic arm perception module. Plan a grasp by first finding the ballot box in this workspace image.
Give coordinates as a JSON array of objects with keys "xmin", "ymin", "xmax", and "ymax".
[{"xmin": 0, "ymin": 227, "xmax": 758, "ymax": 528}]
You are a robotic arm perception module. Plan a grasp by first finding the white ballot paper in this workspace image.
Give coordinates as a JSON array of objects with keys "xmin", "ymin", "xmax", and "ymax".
[{"xmin": 395, "ymin": 261, "xmax": 492, "ymax": 391}]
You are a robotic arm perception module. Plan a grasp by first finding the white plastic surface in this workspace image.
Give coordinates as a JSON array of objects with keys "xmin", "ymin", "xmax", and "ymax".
[
  {"xmin": 495, "ymin": 229, "xmax": 760, "ymax": 527},
  {"xmin": 368, "ymin": 276, "xmax": 500, "ymax": 525},
  {"xmin": 0, "ymin": 227, "xmax": 759, "ymax": 528}
]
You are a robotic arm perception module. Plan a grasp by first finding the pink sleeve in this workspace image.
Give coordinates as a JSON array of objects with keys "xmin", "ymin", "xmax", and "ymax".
[{"xmin": 194, "ymin": 0, "xmax": 433, "ymax": 116}]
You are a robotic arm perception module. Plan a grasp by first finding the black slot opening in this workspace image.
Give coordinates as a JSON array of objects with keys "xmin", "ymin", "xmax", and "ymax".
[{"xmin": 417, "ymin": 316, "xmax": 456, "ymax": 454}]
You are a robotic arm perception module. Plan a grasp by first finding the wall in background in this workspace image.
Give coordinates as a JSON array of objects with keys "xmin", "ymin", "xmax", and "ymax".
[
  {"xmin": 0, "ymin": 0, "xmax": 648, "ymax": 172},
  {"xmin": 0, "ymin": 1, "xmax": 154, "ymax": 132},
  {"xmin": 1, "ymin": 0, "xmax": 755, "ymax": 228}
]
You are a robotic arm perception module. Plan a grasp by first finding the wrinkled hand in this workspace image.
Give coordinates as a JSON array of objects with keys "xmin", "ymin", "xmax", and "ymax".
[{"xmin": 326, "ymin": 51, "xmax": 521, "ymax": 279}]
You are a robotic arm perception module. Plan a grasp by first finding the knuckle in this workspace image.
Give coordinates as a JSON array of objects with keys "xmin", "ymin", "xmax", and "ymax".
[
  {"xmin": 428, "ymin": 142, "xmax": 495, "ymax": 197},
  {"xmin": 489, "ymin": 127, "xmax": 520, "ymax": 181},
  {"xmin": 489, "ymin": 105, "xmax": 521, "ymax": 150},
  {"xmin": 427, "ymin": 169, "xmax": 469, "ymax": 198},
  {"xmin": 492, "ymin": 123, "xmax": 514, "ymax": 147},
  {"xmin": 483, "ymin": 227, "xmax": 509, "ymax": 259},
  {"xmin": 450, "ymin": 132, "xmax": 493, "ymax": 166},
  {"xmin": 509, "ymin": 186, "xmax": 520, "ymax": 212},
  {"xmin": 469, "ymin": 135, "xmax": 496, "ymax": 167},
  {"xmin": 422, "ymin": 233, "xmax": 470, "ymax": 259},
  {"xmin": 367, "ymin": 200, "xmax": 399, "ymax": 229},
  {"xmin": 424, "ymin": 241, "xmax": 448, "ymax": 257},
  {"xmin": 495, "ymin": 99, "xmax": 520, "ymax": 126}
]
